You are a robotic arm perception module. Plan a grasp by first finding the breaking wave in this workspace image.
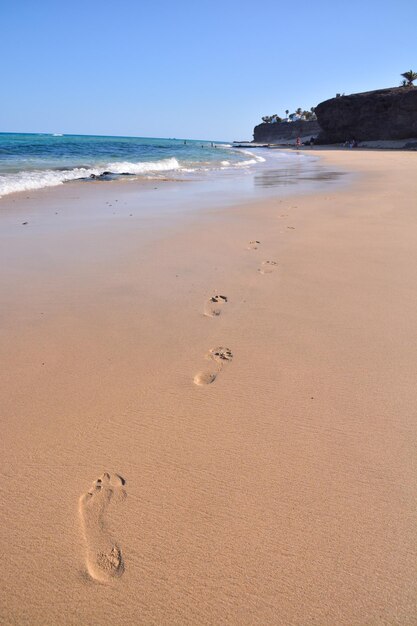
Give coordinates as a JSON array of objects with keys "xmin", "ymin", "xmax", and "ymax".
[
  {"xmin": 0, "ymin": 151, "xmax": 267, "ymax": 198},
  {"xmin": 106, "ymin": 157, "xmax": 180, "ymax": 174},
  {"xmin": 0, "ymin": 158, "xmax": 182, "ymax": 197},
  {"xmin": 0, "ymin": 167, "xmax": 101, "ymax": 197}
]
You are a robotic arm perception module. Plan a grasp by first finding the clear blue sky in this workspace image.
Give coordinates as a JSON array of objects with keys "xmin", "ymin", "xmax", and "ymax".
[{"xmin": 1, "ymin": 0, "xmax": 416, "ymax": 140}]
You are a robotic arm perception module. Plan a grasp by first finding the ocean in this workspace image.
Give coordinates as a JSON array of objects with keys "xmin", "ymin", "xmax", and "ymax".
[{"xmin": 0, "ymin": 133, "xmax": 268, "ymax": 197}]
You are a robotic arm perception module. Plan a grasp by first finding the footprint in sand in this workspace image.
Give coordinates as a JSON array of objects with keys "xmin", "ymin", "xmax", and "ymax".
[
  {"xmin": 79, "ymin": 472, "xmax": 126, "ymax": 583},
  {"xmin": 258, "ymin": 260, "xmax": 278, "ymax": 274},
  {"xmin": 193, "ymin": 346, "xmax": 233, "ymax": 385},
  {"xmin": 204, "ymin": 294, "xmax": 228, "ymax": 317},
  {"xmin": 247, "ymin": 240, "xmax": 260, "ymax": 250}
]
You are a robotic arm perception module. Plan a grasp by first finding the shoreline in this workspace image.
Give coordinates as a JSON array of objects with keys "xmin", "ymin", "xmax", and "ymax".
[
  {"xmin": 0, "ymin": 148, "xmax": 352, "ymax": 222},
  {"xmin": 233, "ymin": 139, "xmax": 417, "ymax": 150},
  {"xmin": 0, "ymin": 144, "xmax": 352, "ymax": 205},
  {"xmin": 1, "ymin": 149, "xmax": 416, "ymax": 625}
]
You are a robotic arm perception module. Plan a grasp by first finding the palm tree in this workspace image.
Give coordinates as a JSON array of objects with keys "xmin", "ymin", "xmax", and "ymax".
[
  {"xmin": 296, "ymin": 107, "xmax": 303, "ymax": 115},
  {"xmin": 285, "ymin": 109, "xmax": 289, "ymax": 118},
  {"xmin": 401, "ymin": 70, "xmax": 417, "ymax": 86}
]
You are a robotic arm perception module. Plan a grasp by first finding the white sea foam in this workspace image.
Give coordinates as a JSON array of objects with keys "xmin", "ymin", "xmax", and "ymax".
[
  {"xmin": 0, "ymin": 158, "xmax": 183, "ymax": 197},
  {"xmin": 0, "ymin": 150, "xmax": 268, "ymax": 197},
  {"xmin": 234, "ymin": 159, "xmax": 256, "ymax": 167},
  {"xmin": 107, "ymin": 157, "xmax": 181, "ymax": 174},
  {"xmin": 237, "ymin": 149, "xmax": 266, "ymax": 163},
  {"xmin": 0, "ymin": 167, "xmax": 102, "ymax": 197},
  {"xmin": 222, "ymin": 147, "xmax": 266, "ymax": 167}
]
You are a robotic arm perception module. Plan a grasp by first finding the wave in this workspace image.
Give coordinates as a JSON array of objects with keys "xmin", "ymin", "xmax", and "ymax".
[
  {"xmin": 232, "ymin": 153, "xmax": 266, "ymax": 169},
  {"xmin": 217, "ymin": 149, "xmax": 266, "ymax": 171},
  {"xmin": 235, "ymin": 159, "xmax": 257, "ymax": 167},
  {"xmin": 0, "ymin": 158, "xmax": 183, "ymax": 197},
  {"xmin": 236, "ymin": 149, "xmax": 266, "ymax": 163},
  {"xmin": 106, "ymin": 157, "xmax": 180, "ymax": 174},
  {"xmin": 0, "ymin": 167, "xmax": 101, "ymax": 196},
  {"xmin": 0, "ymin": 152, "xmax": 267, "ymax": 197}
]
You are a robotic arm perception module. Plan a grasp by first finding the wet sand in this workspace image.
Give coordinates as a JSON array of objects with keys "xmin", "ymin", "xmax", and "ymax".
[{"xmin": 0, "ymin": 150, "xmax": 416, "ymax": 625}]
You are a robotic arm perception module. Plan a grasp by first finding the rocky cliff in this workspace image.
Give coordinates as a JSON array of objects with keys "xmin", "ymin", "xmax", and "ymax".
[
  {"xmin": 315, "ymin": 87, "xmax": 417, "ymax": 143},
  {"xmin": 253, "ymin": 120, "xmax": 321, "ymax": 143}
]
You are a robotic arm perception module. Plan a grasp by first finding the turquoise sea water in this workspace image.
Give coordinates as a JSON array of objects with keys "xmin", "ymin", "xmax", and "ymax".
[{"xmin": 0, "ymin": 133, "xmax": 267, "ymax": 197}]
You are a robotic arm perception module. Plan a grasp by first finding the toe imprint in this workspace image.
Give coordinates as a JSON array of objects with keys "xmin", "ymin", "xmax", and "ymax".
[
  {"xmin": 204, "ymin": 294, "xmax": 228, "ymax": 317},
  {"xmin": 209, "ymin": 347, "xmax": 233, "ymax": 363}
]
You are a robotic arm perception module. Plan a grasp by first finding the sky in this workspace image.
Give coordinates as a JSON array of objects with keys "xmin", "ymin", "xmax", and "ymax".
[{"xmin": 1, "ymin": 0, "xmax": 416, "ymax": 140}]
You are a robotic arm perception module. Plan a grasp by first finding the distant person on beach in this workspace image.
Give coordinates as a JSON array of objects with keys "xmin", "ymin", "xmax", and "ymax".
[
  {"xmin": 296, "ymin": 137, "xmax": 301, "ymax": 149},
  {"xmin": 344, "ymin": 138, "xmax": 358, "ymax": 148}
]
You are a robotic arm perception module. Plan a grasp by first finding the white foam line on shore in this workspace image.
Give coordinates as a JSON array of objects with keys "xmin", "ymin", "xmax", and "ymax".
[
  {"xmin": 0, "ymin": 149, "xmax": 276, "ymax": 198},
  {"xmin": 0, "ymin": 158, "xmax": 183, "ymax": 197}
]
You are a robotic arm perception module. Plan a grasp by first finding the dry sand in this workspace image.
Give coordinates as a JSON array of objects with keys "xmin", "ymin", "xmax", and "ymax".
[{"xmin": 0, "ymin": 150, "xmax": 416, "ymax": 625}]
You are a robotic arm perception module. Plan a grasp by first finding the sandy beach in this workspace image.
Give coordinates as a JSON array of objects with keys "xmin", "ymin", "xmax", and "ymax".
[{"xmin": 0, "ymin": 150, "xmax": 416, "ymax": 625}]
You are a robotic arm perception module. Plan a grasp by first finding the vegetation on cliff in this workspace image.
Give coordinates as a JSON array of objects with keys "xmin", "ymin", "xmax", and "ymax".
[
  {"xmin": 400, "ymin": 69, "xmax": 417, "ymax": 87},
  {"xmin": 261, "ymin": 107, "xmax": 316, "ymax": 124}
]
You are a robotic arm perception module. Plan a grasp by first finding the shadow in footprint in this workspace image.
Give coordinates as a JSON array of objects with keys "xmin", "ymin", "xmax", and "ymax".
[
  {"xmin": 193, "ymin": 347, "xmax": 233, "ymax": 385},
  {"xmin": 79, "ymin": 472, "xmax": 126, "ymax": 583},
  {"xmin": 258, "ymin": 260, "xmax": 278, "ymax": 274},
  {"xmin": 194, "ymin": 371, "xmax": 217, "ymax": 385},
  {"xmin": 204, "ymin": 294, "xmax": 228, "ymax": 317}
]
